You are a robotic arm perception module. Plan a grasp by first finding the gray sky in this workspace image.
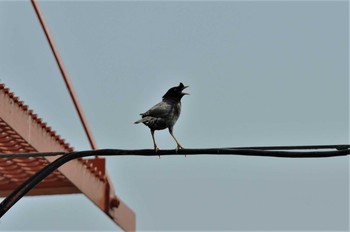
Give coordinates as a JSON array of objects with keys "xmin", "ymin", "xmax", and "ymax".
[{"xmin": 0, "ymin": 1, "xmax": 348, "ymax": 231}]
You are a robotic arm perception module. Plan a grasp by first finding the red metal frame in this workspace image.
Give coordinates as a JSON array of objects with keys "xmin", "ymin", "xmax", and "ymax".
[
  {"xmin": 31, "ymin": 0, "xmax": 97, "ymax": 150},
  {"xmin": 0, "ymin": 84, "xmax": 135, "ymax": 231},
  {"xmin": 0, "ymin": 1, "xmax": 136, "ymax": 230}
]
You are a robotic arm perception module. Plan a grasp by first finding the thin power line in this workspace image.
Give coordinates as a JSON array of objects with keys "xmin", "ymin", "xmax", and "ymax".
[
  {"xmin": 0, "ymin": 145, "xmax": 348, "ymax": 218},
  {"xmin": 0, "ymin": 144, "xmax": 349, "ymax": 159}
]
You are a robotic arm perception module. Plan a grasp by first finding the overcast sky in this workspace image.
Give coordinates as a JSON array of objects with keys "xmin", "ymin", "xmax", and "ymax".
[{"xmin": 0, "ymin": 1, "xmax": 349, "ymax": 231}]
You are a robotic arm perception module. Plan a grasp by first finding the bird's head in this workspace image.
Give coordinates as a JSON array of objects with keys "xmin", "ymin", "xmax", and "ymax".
[{"xmin": 162, "ymin": 82, "xmax": 189, "ymax": 101}]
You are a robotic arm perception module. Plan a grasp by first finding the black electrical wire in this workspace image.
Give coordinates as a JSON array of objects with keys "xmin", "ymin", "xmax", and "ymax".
[
  {"xmin": 0, "ymin": 146, "xmax": 349, "ymax": 218},
  {"xmin": 0, "ymin": 144, "xmax": 349, "ymax": 158}
]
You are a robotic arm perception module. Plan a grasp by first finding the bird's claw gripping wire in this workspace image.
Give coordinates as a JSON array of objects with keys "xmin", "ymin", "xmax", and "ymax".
[
  {"xmin": 153, "ymin": 145, "xmax": 160, "ymax": 158},
  {"xmin": 176, "ymin": 145, "xmax": 183, "ymax": 152},
  {"xmin": 176, "ymin": 144, "xmax": 187, "ymax": 157}
]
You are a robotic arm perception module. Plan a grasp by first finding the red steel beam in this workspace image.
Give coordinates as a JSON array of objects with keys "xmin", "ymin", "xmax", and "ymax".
[
  {"xmin": 28, "ymin": 1, "xmax": 136, "ymax": 230},
  {"xmin": 0, "ymin": 86, "xmax": 136, "ymax": 231},
  {"xmin": 31, "ymin": 0, "xmax": 97, "ymax": 150}
]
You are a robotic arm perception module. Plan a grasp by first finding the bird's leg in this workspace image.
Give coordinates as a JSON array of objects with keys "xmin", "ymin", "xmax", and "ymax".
[
  {"xmin": 151, "ymin": 129, "xmax": 160, "ymax": 158},
  {"xmin": 168, "ymin": 128, "xmax": 184, "ymax": 152}
]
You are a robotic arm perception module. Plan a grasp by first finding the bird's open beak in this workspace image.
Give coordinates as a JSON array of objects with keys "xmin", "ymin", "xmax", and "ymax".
[{"xmin": 181, "ymin": 86, "xmax": 189, "ymax": 95}]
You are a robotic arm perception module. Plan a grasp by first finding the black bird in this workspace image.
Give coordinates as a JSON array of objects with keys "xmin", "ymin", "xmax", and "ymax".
[{"xmin": 135, "ymin": 83, "xmax": 189, "ymax": 151}]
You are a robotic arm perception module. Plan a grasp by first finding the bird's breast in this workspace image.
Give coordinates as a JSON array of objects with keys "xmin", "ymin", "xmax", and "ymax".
[{"xmin": 167, "ymin": 103, "xmax": 181, "ymax": 126}]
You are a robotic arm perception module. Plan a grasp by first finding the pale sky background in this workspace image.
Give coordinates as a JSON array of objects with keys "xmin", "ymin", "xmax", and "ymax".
[{"xmin": 0, "ymin": 0, "xmax": 349, "ymax": 231}]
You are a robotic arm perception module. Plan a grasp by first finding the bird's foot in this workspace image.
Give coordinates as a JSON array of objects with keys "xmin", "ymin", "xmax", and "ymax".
[
  {"xmin": 153, "ymin": 145, "xmax": 159, "ymax": 152},
  {"xmin": 176, "ymin": 144, "xmax": 187, "ymax": 157},
  {"xmin": 176, "ymin": 145, "xmax": 186, "ymax": 157},
  {"xmin": 154, "ymin": 146, "xmax": 160, "ymax": 158}
]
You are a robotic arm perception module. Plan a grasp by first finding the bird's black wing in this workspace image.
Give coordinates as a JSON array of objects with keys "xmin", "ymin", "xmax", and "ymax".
[
  {"xmin": 141, "ymin": 101, "xmax": 172, "ymax": 118},
  {"xmin": 134, "ymin": 101, "xmax": 172, "ymax": 129}
]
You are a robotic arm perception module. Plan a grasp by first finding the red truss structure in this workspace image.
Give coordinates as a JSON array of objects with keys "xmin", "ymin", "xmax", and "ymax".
[{"xmin": 0, "ymin": 84, "xmax": 135, "ymax": 231}]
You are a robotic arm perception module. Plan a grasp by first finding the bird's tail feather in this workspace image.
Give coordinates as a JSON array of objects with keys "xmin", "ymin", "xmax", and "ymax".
[{"xmin": 134, "ymin": 117, "xmax": 148, "ymax": 124}]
